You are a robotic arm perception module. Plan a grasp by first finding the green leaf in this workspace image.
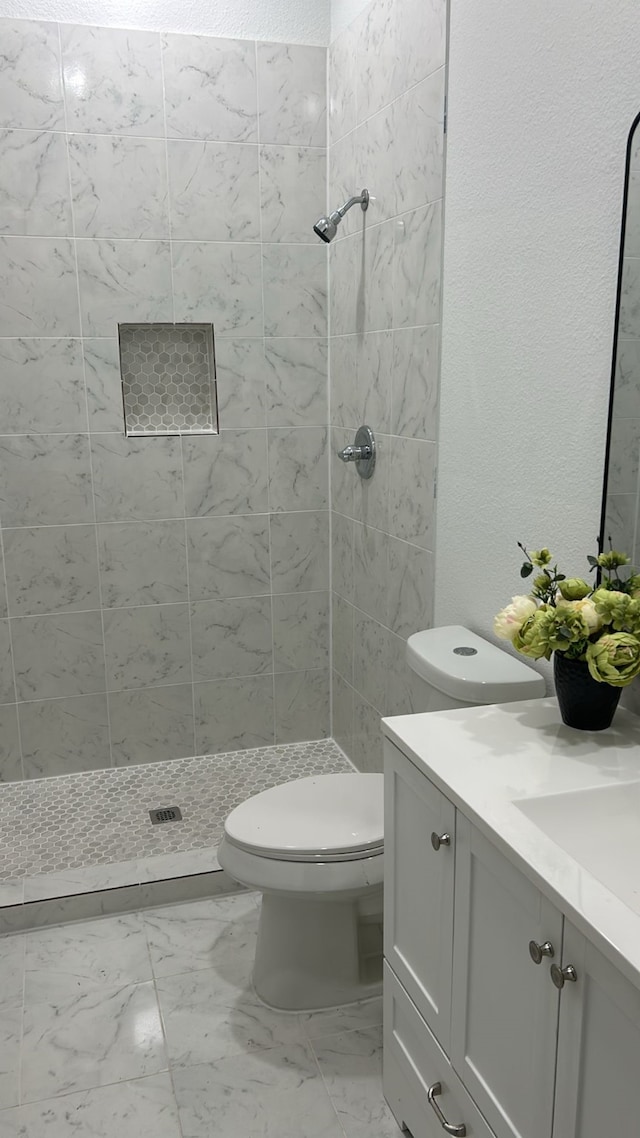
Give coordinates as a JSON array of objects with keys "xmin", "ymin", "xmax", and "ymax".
[
  {"xmin": 520, "ymin": 563, "xmax": 533, "ymax": 578},
  {"xmin": 556, "ymin": 574, "xmax": 566, "ymax": 580},
  {"xmin": 587, "ymin": 555, "xmax": 599, "ymax": 567}
]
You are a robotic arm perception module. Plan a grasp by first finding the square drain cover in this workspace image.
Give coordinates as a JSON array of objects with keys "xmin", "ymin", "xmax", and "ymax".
[{"xmin": 149, "ymin": 806, "xmax": 183, "ymax": 825}]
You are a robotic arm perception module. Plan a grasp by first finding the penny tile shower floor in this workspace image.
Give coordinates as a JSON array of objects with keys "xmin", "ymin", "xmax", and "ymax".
[
  {"xmin": 0, "ymin": 740, "xmax": 350, "ymax": 883},
  {"xmin": 0, "ymin": 892, "xmax": 401, "ymax": 1138}
]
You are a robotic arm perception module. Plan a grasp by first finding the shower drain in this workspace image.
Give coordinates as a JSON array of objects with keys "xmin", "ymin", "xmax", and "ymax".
[{"xmin": 149, "ymin": 806, "xmax": 183, "ymax": 825}]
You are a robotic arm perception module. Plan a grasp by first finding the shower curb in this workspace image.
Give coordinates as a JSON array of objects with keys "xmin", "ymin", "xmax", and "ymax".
[{"xmin": 0, "ymin": 867, "xmax": 245, "ymax": 934}]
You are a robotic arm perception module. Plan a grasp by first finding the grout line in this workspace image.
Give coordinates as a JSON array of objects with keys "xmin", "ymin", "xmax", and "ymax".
[
  {"xmin": 0, "ymin": 424, "xmax": 336, "ymax": 438},
  {"xmin": 2, "ymin": 124, "xmax": 328, "ymax": 150},
  {"xmin": 0, "ymin": 506, "xmax": 332, "ymax": 532},
  {"xmin": 255, "ymin": 41, "xmax": 278, "ymax": 750},
  {"xmin": 306, "ymin": 1033, "xmax": 350, "ymax": 1138},
  {"xmin": 0, "ymin": 526, "xmax": 24, "ymax": 779},
  {"xmin": 0, "ymin": 233, "xmax": 325, "ymax": 247},
  {"xmin": 0, "ymin": 334, "xmax": 333, "ymax": 342},
  {"xmin": 178, "ymin": 434, "xmax": 198, "ymax": 758},
  {"xmin": 159, "ymin": 41, "xmax": 177, "ymax": 325},
  {"xmin": 326, "ymin": 38, "xmax": 335, "ymax": 743},
  {"xmin": 2, "ymin": 588, "xmax": 328, "ymax": 619},
  {"xmin": 56, "ymin": 24, "xmax": 114, "ymax": 767}
]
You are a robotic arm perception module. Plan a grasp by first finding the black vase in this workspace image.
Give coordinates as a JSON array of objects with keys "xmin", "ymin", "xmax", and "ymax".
[{"xmin": 553, "ymin": 653, "xmax": 621, "ymax": 731}]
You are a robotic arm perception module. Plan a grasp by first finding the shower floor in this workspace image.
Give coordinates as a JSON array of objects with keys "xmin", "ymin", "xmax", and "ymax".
[{"xmin": 0, "ymin": 740, "xmax": 351, "ymax": 911}]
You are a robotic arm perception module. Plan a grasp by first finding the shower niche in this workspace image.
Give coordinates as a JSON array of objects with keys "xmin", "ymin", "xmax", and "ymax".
[{"xmin": 118, "ymin": 322, "xmax": 219, "ymax": 436}]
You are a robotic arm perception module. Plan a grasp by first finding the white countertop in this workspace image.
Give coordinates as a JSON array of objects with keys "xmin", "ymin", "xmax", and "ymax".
[{"xmin": 383, "ymin": 697, "xmax": 640, "ymax": 990}]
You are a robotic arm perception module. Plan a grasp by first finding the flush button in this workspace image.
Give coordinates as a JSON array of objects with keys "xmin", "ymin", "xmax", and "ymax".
[{"xmin": 453, "ymin": 646, "xmax": 478, "ymax": 656}]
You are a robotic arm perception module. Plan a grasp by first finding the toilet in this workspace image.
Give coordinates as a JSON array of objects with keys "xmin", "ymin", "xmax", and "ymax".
[{"xmin": 218, "ymin": 625, "xmax": 544, "ymax": 1011}]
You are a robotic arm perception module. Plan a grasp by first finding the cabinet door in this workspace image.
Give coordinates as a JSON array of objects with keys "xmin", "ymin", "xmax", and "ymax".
[
  {"xmin": 553, "ymin": 920, "xmax": 640, "ymax": 1138},
  {"xmin": 451, "ymin": 816, "xmax": 562, "ymax": 1138},
  {"xmin": 384, "ymin": 740, "xmax": 456, "ymax": 1052}
]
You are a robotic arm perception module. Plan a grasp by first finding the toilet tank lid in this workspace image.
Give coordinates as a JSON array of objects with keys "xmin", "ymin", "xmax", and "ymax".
[{"xmin": 406, "ymin": 625, "xmax": 546, "ymax": 704}]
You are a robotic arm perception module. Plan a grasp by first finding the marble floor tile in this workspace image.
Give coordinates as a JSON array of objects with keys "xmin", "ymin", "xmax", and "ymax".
[
  {"xmin": 0, "ymin": 1072, "xmax": 182, "ymax": 1138},
  {"xmin": 311, "ymin": 1026, "xmax": 401, "ymax": 1138},
  {"xmin": 300, "ymin": 996, "xmax": 383, "ymax": 1040},
  {"xmin": 145, "ymin": 898, "xmax": 258, "ymax": 979},
  {"xmin": 21, "ymin": 980, "xmax": 167, "ymax": 1103},
  {"xmin": 156, "ymin": 966, "xmax": 304, "ymax": 1067},
  {"xmin": 24, "ymin": 913, "xmax": 152, "ymax": 1005},
  {"xmin": 172, "ymin": 1042, "xmax": 344, "ymax": 1138},
  {"xmin": 0, "ymin": 934, "xmax": 25, "ymax": 1012},
  {"xmin": 0, "ymin": 1007, "xmax": 21, "ymax": 1111}
]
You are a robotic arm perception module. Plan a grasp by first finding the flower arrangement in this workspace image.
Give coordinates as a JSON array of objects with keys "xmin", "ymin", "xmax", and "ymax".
[{"xmin": 494, "ymin": 545, "xmax": 640, "ymax": 687}]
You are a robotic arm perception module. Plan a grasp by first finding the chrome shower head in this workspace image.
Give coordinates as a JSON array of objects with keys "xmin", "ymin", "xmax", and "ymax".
[
  {"xmin": 313, "ymin": 189, "xmax": 369, "ymax": 243},
  {"xmin": 313, "ymin": 213, "xmax": 339, "ymax": 243}
]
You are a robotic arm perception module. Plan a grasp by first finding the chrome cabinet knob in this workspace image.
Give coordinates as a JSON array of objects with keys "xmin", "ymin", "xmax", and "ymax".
[
  {"xmin": 431, "ymin": 832, "xmax": 451, "ymax": 851},
  {"xmin": 427, "ymin": 1082, "xmax": 466, "ymax": 1137},
  {"xmin": 529, "ymin": 940, "xmax": 555, "ymax": 965},
  {"xmin": 551, "ymin": 963, "xmax": 578, "ymax": 989}
]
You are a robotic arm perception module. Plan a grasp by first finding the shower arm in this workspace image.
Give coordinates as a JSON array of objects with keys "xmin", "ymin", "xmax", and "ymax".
[{"xmin": 335, "ymin": 190, "xmax": 369, "ymax": 219}]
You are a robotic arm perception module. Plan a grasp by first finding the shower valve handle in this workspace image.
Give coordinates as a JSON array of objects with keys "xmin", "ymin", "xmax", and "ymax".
[
  {"xmin": 338, "ymin": 444, "xmax": 371, "ymax": 462},
  {"xmin": 336, "ymin": 425, "xmax": 376, "ymax": 480}
]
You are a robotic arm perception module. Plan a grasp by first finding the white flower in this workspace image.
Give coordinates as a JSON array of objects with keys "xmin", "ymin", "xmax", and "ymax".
[
  {"xmin": 494, "ymin": 595, "xmax": 538, "ymax": 641},
  {"xmin": 556, "ymin": 597, "xmax": 603, "ymax": 634}
]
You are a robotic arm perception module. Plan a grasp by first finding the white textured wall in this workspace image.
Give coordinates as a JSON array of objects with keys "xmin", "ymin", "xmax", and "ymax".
[
  {"xmin": 0, "ymin": 0, "xmax": 330, "ymax": 45},
  {"xmin": 435, "ymin": 1, "xmax": 640, "ymax": 671},
  {"xmin": 330, "ymin": 0, "xmax": 369, "ymax": 40}
]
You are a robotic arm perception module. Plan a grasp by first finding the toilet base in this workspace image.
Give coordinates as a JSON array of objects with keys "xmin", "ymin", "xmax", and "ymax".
[{"xmin": 253, "ymin": 889, "xmax": 383, "ymax": 1011}]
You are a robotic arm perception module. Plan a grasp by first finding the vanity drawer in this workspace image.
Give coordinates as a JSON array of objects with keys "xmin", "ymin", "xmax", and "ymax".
[{"xmin": 384, "ymin": 963, "xmax": 496, "ymax": 1138}]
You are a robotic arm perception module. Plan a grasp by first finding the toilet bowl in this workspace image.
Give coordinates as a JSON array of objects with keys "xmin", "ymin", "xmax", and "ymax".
[
  {"xmin": 219, "ymin": 626, "xmax": 545, "ymax": 1012},
  {"xmin": 218, "ymin": 773, "xmax": 384, "ymax": 1011}
]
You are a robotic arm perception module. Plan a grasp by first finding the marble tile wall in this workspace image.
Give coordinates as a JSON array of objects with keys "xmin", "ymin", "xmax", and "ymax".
[
  {"xmin": 0, "ymin": 19, "xmax": 330, "ymax": 779},
  {"xmin": 328, "ymin": 0, "xmax": 446, "ymax": 770}
]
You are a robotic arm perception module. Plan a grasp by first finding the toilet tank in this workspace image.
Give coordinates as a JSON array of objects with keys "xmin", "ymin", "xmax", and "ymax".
[{"xmin": 406, "ymin": 625, "xmax": 545, "ymax": 710}]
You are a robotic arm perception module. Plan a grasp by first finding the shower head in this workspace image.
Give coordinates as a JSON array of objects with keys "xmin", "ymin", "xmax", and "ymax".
[
  {"xmin": 313, "ymin": 189, "xmax": 369, "ymax": 243},
  {"xmin": 313, "ymin": 213, "xmax": 340, "ymax": 243}
]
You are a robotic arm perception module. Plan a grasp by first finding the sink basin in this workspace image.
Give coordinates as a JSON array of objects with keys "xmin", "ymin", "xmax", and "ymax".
[{"xmin": 514, "ymin": 781, "xmax": 640, "ymax": 916}]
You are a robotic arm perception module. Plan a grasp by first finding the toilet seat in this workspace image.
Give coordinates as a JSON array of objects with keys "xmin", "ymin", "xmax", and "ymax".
[{"xmin": 223, "ymin": 773, "xmax": 384, "ymax": 863}]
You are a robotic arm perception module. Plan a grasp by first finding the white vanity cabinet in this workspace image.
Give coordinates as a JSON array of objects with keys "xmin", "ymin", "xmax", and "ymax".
[
  {"xmin": 384, "ymin": 741, "xmax": 456, "ymax": 1051},
  {"xmin": 450, "ymin": 815, "xmax": 561, "ymax": 1138},
  {"xmin": 383, "ymin": 738, "xmax": 640, "ymax": 1138},
  {"xmin": 552, "ymin": 920, "xmax": 640, "ymax": 1138}
]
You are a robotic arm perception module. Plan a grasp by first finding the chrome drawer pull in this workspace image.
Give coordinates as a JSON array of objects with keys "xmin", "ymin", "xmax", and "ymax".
[{"xmin": 427, "ymin": 1082, "xmax": 467, "ymax": 1137}]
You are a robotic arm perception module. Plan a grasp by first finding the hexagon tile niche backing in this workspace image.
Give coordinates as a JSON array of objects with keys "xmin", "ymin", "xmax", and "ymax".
[{"xmin": 118, "ymin": 322, "xmax": 219, "ymax": 435}]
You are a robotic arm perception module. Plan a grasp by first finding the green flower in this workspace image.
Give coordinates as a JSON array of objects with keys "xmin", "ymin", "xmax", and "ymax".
[
  {"xmin": 555, "ymin": 597, "xmax": 603, "ymax": 634},
  {"xmin": 627, "ymin": 573, "xmax": 640, "ymax": 597},
  {"xmin": 593, "ymin": 588, "xmax": 633, "ymax": 630},
  {"xmin": 597, "ymin": 550, "xmax": 631, "ymax": 570},
  {"xmin": 546, "ymin": 607, "xmax": 590, "ymax": 653},
  {"xmin": 533, "ymin": 573, "xmax": 552, "ymax": 593},
  {"xmin": 557, "ymin": 578, "xmax": 591, "ymax": 601},
  {"xmin": 530, "ymin": 548, "xmax": 552, "ymax": 568},
  {"xmin": 586, "ymin": 633, "xmax": 640, "ymax": 686},
  {"xmin": 513, "ymin": 609, "xmax": 554, "ymax": 660}
]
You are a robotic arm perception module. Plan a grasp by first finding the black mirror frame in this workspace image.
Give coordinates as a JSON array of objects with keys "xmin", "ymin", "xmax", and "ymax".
[{"xmin": 599, "ymin": 109, "xmax": 640, "ymax": 555}]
